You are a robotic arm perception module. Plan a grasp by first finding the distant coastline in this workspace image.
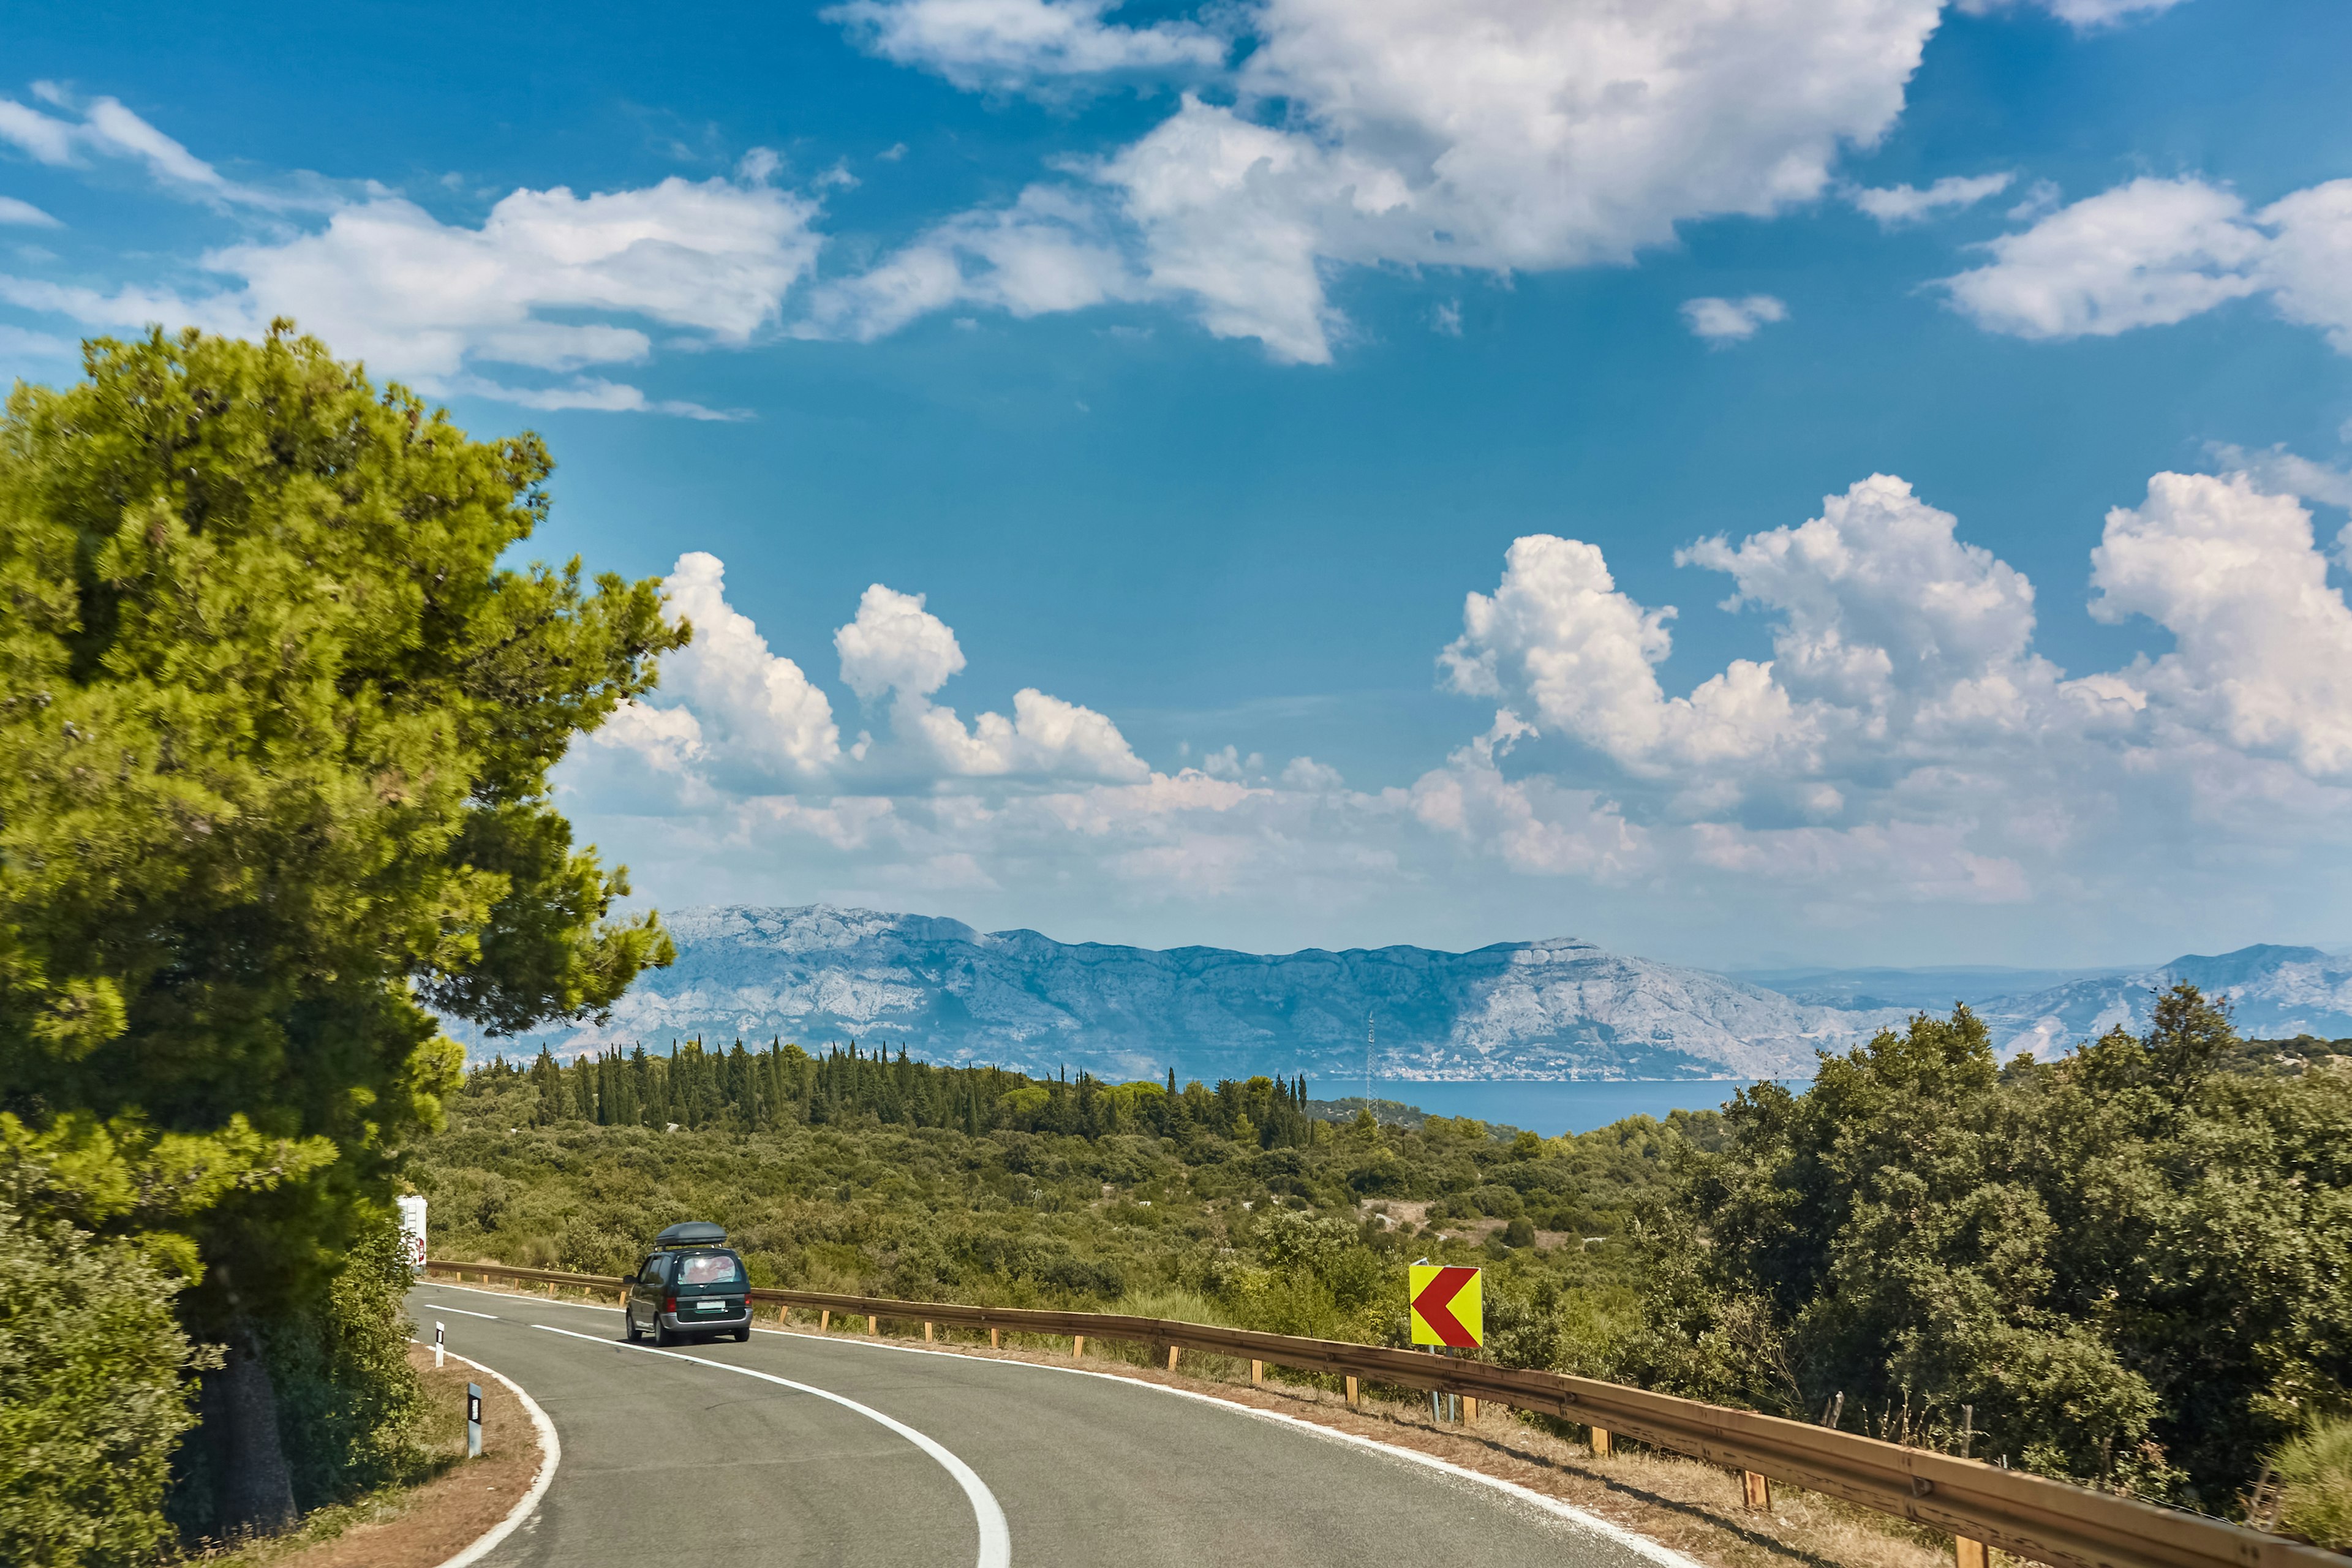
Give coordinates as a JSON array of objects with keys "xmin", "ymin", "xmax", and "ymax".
[{"xmin": 1310, "ymin": 1077, "xmax": 1810, "ymax": 1136}]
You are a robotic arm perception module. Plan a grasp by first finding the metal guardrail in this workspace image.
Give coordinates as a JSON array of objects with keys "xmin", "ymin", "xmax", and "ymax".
[{"xmin": 424, "ymin": 1259, "xmax": 2335, "ymax": 1568}]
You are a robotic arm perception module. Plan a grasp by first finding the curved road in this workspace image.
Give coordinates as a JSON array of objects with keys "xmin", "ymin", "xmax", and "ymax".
[{"xmin": 406, "ymin": 1282, "xmax": 1686, "ymax": 1568}]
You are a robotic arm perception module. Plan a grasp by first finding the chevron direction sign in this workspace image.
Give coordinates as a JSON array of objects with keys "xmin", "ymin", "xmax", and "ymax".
[{"xmin": 1408, "ymin": 1264, "xmax": 1483, "ymax": 1348}]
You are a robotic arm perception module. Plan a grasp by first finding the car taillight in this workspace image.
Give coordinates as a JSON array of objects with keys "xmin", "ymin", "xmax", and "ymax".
[{"xmin": 663, "ymin": 1295, "xmax": 677, "ymax": 1312}]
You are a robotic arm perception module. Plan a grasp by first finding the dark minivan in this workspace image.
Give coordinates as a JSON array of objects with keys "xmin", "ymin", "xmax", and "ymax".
[{"xmin": 622, "ymin": 1221, "xmax": 753, "ymax": 1346}]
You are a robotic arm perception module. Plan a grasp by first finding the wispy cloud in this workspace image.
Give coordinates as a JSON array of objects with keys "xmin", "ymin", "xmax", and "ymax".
[
  {"xmin": 0, "ymin": 195, "xmax": 60, "ymax": 228},
  {"xmin": 1679, "ymin": 295, "xmax": 1788, "ymax": 344},
  {"xmin": 0, "ymin": 87, "xmax": 827, "ymax": 417},
  {"xmin": 1847, "ymin": 172, "xmax": 2016, "ymax": 227},
  {"xmin": 824, "ymin": 0, "xmax": 1225, "ymax": 94}
]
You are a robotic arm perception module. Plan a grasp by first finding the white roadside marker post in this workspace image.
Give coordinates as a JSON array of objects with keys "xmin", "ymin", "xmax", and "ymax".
[
  {"xmin": 467, "ymin": 1382, "xmax": 483, "ymax": 1458},
  {"xmin": 434, "ymin": 1321, "xmax": 445, "ymax": 1369}
]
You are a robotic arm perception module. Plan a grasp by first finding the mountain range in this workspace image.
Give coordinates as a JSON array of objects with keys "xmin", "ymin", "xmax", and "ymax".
[
  {"xmin": 1741, "ymin": 946, "xmax": 2352, "ymax": 1054},
  {"xmin": 452, "ymin": 905, "xmax": 2352, "ymax": 1083}
]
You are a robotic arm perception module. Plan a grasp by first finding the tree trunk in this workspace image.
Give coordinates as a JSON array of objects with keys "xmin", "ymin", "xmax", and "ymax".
[{"xmin": 216, "ymin": 1316, "xmax": 296, "ymax": 1535}]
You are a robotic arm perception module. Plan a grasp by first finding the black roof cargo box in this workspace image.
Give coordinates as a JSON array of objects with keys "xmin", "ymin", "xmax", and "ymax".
[{"xmin": 654, "ymin": 1221, "xmax": 728, "ymax": 1250}]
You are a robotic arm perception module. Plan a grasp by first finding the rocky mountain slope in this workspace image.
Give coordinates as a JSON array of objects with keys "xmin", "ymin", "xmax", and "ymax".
[
  {"xmin": 472, "ymin": 905, "xmax": 1908, "ymax": 1082},
  {"xmin": 1973, "ymin": 944, "xmax": 2352, "ymax": 1056}
]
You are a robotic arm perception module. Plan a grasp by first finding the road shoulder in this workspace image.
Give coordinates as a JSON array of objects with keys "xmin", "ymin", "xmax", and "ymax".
[{"xmin": 192, "ymin": 1341, "xmax": 554, "ymax": 1568}]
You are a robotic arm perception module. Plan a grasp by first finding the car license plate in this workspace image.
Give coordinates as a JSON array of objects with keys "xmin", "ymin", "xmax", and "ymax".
[{"xmin": 697, "ymin": 1300, "xmax": 723, "ymax": 1311}]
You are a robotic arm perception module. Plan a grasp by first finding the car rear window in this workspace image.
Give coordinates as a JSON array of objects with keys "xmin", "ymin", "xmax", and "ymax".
[{"xmin": 677, "ymin": 1252, "xmax": 740, "ymax": 1286}]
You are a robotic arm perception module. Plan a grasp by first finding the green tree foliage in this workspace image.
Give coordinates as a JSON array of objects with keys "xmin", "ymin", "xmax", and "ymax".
[
  {"xmin": 499, "ymin": 1036, "xmax": 1327, "ymax": 1147},
  {"xmin": 415, "ymin": 1047, "xmax": 1701, "ymax": 1365},
  {"xmin": 1621, "ymin": 987, "xmax": 2352, "ymax": 1508},
  {"xmin": 0, "ymin": 326, "xmax": 687, "ymax": 1534},
  {"xmin": 0, "ymin": 1202, "xmax": 206, "ymax": 1568}
]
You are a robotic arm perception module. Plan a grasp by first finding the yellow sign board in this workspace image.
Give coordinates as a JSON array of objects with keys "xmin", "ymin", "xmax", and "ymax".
[{"xmin": 1408, "ymin": 1264, "xmax": 1482, "ymax": 1348}]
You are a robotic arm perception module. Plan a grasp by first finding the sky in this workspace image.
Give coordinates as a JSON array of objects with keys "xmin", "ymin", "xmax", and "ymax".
[{"xmin": 4, "ymin": 0, "xmax": 2352, "ymax": 969}]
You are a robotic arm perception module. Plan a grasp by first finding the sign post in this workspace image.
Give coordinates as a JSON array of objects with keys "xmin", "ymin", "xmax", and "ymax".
[
  {"xmin": 1409, "ymin": 1263, "xmax": 1482, "ymax": 1423},
  {"xmin": 466, "ymin": 1382, "xmax": 483, "ymax": 1459},
  {"xmin": 1409, "ymin": 1264, "xmax": 1483, "ymax": 1348}
]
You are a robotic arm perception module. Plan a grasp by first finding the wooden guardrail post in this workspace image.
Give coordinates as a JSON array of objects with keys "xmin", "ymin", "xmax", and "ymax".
[
  {"xmin": 924, "ymin": 1321, "xmax": 935, "ymax": 1343},
  {"xmin": 1955, "ymin": 1539, "xmax": 1987, "ymax": 1568},
  {"xmin": 1072, "ymin": 1334, "xmax": 1086, "ymax": 1358},
  {"xmin": 989, "ymin": 1327, "xmax": 1001, "ymax": 1349},
  {"xmin": 1346, "ymin": 1376, "xmax": 1360, "ymax": 1409},
  {"xmin": 1744, "ymin": 1471, "xmax": 1772, "ymax": 1510},
  {"xmin": 1251, "ymin": 1359, "xmax": 1264, "ymax": 1385},
  {"xmin": 867, "ymin": 1313, "xmax": 879, "ymax": 1337},
  {"xmin": 1166, "ymin": 1345, "xmax": 1180, "ymax": 1372},
  {"xmin": 1590, "ymin": 1427, "xmax": 1613, "ymax": 1457},
  {"xmin": 1463, "ymin": 1396, "xmax": 1479, "ymax": 1425},
  {"xmin": 819, "ymin": 1309, "xmax": 830, "ymax": 1332}
]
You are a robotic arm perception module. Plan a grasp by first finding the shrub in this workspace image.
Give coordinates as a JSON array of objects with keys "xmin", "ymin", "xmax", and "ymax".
[
  {"xmin": 0, "ymin": 1203, "xmax": 206, "ymax": 1567},
  {"xmin": 266, "ymin": 1219, "xmax": 434, "ymax": 1511},
  {"xmin": 1472, "ymin": 1184, "xmax": 1525, "ymax": 1218},
  {"xmin": 2274, "ymin": 1419, "xmax": 2352, "ymax": 1548}
]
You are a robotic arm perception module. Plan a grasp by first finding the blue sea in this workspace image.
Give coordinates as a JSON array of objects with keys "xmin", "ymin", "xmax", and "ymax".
[{"xmin": 1327, "ymin": 1079, "xmax": 1808, "ymax": 1136}]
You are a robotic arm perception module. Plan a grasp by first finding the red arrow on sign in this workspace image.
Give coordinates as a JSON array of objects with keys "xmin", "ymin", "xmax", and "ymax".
[{"xmin": 1411, "ymin": 1265, "xmax": 1481, "ymax": 1348}]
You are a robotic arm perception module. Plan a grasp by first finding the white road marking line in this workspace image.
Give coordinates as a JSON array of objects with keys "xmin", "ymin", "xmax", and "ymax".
[
  {"xmin": 423, "ymin": 1303, "xmax": 502, "ymax": 1319},
  {"xmin": 423, "ymin": 1283, "xmax": 1692, "ymax": 1567},
  {"xmin": 407, "ymin": 1342, "xmax": 562, "ymax": 1568},
  {"xmin": 417, "ymin": 1281, "xmax": 612, "ymax": 1313},
  {"xmin": 717, "ymin": 1322, "xmax": 1705, "ymax": 1568},
  {"xmin": 531, "ymin": 1322, "xmax": 1011, "ymax": 1568}
]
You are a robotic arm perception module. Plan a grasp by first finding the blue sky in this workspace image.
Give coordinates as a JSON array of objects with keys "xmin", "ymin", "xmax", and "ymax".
[{"xmin": 6, "ymin": 0, "xmax": 2352, "ymax": 968}]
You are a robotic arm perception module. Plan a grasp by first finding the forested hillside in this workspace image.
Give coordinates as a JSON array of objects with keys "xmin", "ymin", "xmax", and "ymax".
[
  {"xmin": 415, "ymin": 1038, "xmax": 1716, "ymax": 1360},
  {"xmin": 414, "ymin": 987, "xmax": 2352, "ymax": 1532}
]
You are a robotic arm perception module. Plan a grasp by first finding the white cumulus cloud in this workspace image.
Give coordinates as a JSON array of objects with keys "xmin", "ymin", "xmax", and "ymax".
[
  {"xmin": 556, "ymin": 464, "xmax": 2352, "ymax": 959},
  {"xmin": 213, "ymin": 178, "xmax": 816, "ymax": 407},
  {"xmin": 1942, "ymin": 175, "xmax": 2352, "ymax": 355},
  {"xmin": 1425, "ymin": 462, "xmax": 2352, "ymax": 924},
  {"xmin": 602, "ymin": 552, "xmax": 843, "ymax": 785},
  {"xmin": 1438, "ymin": 530, "xmax": 1810, "ymax": 774},
  {"xmin": 0, "ymin": 92, "xmax": 824, "ymax": 415},
  {"xmin": 824, "ymin": 0, "xmax": 1225, "ymax": 91},
  {"xmin": 2089, "ymin": 473, "xmax": 2352, "ymax": 777},
  {"xmin": 1677, "ymin": 472, "xmax": 2053, "ymax": 735},
  {"xmin": 815, "ymin": 0, "xmax": 1947, "ymax": 361},
  {"xmin": 836, "ymin": 583, "xmax": 970, "ymax": 703},
  {"xmin": 1681, "ymin": 295, "xmax": 1789, "ymax": 343},
  {"xmin": 833, "ymin": 582, "xmax": 1149, "ymax": 780}
]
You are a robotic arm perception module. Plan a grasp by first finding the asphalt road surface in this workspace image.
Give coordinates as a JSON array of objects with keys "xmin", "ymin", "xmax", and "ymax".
[{"xmin": 407, "ymin": 1281, "xmax": 1686, "ymax": 1568}]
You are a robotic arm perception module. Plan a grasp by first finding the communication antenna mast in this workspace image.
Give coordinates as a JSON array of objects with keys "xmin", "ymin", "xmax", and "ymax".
[{"xmin": 1365, "ymin": 1012, "xmax": 1374, "ymax": 1114}]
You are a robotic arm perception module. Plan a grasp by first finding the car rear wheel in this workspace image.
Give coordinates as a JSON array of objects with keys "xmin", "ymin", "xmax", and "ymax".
[
  {"xmin": 733, "ymin": 1323, "xmax": 752, "ymax": 1342},
  {"xmin": 655, "ymin": 1320, "xmax": 676, "ymax": 1348}
]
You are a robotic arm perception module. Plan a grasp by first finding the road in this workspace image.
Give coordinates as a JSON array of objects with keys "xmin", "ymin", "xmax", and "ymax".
[{"xmin": 407, "ymin": 1281, "xmax": 1688, "ymax": 1568}]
